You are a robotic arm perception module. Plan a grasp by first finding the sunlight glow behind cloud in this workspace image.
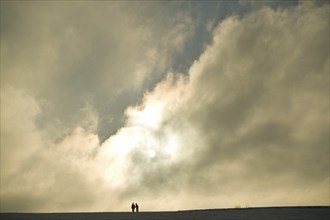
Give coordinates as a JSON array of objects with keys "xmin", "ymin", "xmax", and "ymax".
[{"xmin": 1, "ymin": 1, "xmax": 329, "ymax": 212}]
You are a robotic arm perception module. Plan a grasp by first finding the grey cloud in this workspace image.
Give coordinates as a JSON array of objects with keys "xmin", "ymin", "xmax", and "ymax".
[
  {"xmin": 181, "ymin": 2, "xmax": 329, "ymax": 201},
  {"xmin": 1, "ymin": 1, "xmax": 328, "ymax": 213},
  {"xmin": 1, "ymin": 1, "xmax": 195, "ymax": 142},
  {"xmin": 119, "ymin": 2, "xmax": 329, "ymax": 208}
]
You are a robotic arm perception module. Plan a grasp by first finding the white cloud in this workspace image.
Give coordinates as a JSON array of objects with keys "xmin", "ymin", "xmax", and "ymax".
[
  {"xmin": 0, "ymin": 86, "xmax": 103, "ymax": 212},
  {"xmin": 1, "ymin": 86, "xmax": 42, "ymax": 177},
  {"xmin": 1, "ymin": 1, "xmax": 329, "ymax": 212},
  {"xmin": 106, "ymin": 1, "xmax": 329, "ymax": 209}
]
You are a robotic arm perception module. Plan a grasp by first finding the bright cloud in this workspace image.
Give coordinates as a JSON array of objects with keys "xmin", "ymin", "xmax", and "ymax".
[{"xmin": 1, "ymin": 1, "xmax": 329, "ymax": 212}]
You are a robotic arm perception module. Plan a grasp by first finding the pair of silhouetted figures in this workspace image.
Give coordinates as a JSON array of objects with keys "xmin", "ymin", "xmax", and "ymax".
[{"xmin": 131, "ymin": 203, "xmax": 139, "ymax": 212}]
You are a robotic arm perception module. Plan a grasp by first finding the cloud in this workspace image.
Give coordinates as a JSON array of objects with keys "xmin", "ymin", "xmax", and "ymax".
[
  {"xmin": 1, "ymin": 1, "xmax": 329, "ymax": 212},
  {"xmin": 1, "ymin": 86, "xmax": 42, "ymax": 178},
  {"xmin": 1, "ymin": 86, "xmax": 102, "ymax": 212},
  {"xmin": 1, "ymin": 1, "xmax": 195, "ymax": 142},
  {"xmin": 106, "ymin": 1, "xmax": 329, "ymax": 209}
]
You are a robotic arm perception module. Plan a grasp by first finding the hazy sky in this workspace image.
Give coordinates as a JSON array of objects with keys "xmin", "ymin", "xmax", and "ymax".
[{"xmin": 1, "ymin": 0, "xmax": 329, "ymax": 212}]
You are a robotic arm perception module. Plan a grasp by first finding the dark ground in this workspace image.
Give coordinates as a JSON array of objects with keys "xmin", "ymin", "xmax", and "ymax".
[{"xmin": 1, "ymin": 206, "xmax": 329, "ymax": 220}]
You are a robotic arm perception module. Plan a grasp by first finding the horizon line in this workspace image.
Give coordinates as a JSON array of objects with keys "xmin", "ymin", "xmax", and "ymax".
[{"xmin": 2, "ymin": 205, "xmax": 329, "ymax": 214}]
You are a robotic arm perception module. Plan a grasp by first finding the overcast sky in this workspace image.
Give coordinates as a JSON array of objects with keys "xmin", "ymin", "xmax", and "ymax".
[{"xmin": 1, "ymin": 0, "xmax": 329, "ymax": 212}]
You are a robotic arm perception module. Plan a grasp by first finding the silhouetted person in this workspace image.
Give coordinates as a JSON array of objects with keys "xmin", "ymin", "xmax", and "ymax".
[
  {"xmin": 135, "ymin": 203, "xmax": 139, "ymax": 212},
  {"xmin": 131, "ymin": 203, "xmax": 135, "ymax": 212}
]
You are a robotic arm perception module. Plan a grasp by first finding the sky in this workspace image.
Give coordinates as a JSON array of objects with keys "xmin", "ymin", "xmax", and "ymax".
[{"xmin": 1, "ymin": 0, "xmax": 329, "ymax": 213}]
